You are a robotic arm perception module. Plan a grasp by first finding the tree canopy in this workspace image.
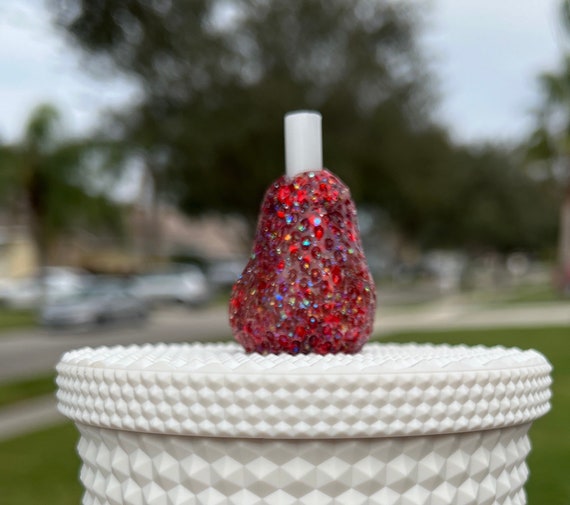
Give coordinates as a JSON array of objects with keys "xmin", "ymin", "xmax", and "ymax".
[
  {"xmin": 0, "ymin": 104, "xmax": 123, "ymax": 268},
  {"xmin": 525, "ymin": 0, "xmax": 570, "ymax": 287},
  {"xmin": 50, "ymin": 0, "xmax": 558, "ymax": 253}
]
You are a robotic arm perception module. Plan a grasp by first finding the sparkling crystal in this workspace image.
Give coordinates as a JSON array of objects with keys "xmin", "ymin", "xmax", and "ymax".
[{"xmin": 229, "ymin": 169, "xmax": 376, "ymax": 354}]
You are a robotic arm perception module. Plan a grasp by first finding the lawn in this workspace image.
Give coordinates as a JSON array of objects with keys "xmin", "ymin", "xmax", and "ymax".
[
  {"xmin": 0, "ymin": 325, "xmax": 567, "ymax": 504},
  {"xmin": 0, "ymin": 308, "xmax": 35, "ymax": 333},
  {"xmin": 0, "ymin": 423, "xmax": 82, "ymax": 505},
  {"xmin": 467, "ymin": 281, "xmax": 567, "ymax": 306},
  {"xmin": 0, "ymin": 373, "xmax": 56, "ymax": 409}
]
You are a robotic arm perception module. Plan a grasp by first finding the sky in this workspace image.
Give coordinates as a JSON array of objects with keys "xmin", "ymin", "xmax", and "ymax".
[
  {"xmin": 0, "ymin": 0, "xmax": 564, "ymax": 145},
  {"xmin": 424, "ymin": 0, "xmax": 562, "ymax": 143},
  {"xmin": 0, "ymin": 0, "xmax": 140, "ymax": 143}
]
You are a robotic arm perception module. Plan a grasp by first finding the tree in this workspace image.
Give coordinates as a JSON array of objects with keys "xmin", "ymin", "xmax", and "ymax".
[
  {"xmin": 525, "ymin": 0, "xmax": 570, "ymax": 291},
  {"xmin": 49, "ymin": 1, "xmax": 434, "ymax": 213},
  {"xmin": 450, "ymin": 146, "xmax": 558, "ymax": 252},
  {"xmin": 50, "ymin": 0, "xmax": 556, "ymax": 255},
  {"xmin": 0, "ymin": 104, "xmax": 123, "ymax": 277}
]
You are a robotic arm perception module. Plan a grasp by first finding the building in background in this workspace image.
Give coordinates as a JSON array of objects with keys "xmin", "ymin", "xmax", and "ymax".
[{"xmin": 0, "ymin": 225, "xmax": 36, "ymax": 279}]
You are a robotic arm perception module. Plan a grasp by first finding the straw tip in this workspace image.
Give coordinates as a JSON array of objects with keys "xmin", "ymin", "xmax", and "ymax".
[
  {"xmin": 284, "ymin": 110, "xmax": 323, "ymax": 177},
  {"xmin": 285, "ymin": 110, "xmax": 322, "ymax": 119}
]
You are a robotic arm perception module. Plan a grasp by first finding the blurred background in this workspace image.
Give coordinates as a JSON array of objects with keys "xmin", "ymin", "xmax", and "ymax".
[{"xmin": 0, "ymin": 0, "xmax": 568, "ymax": 504}]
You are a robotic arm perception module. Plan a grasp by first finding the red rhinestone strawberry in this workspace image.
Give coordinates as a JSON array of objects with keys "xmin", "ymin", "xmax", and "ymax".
[{"xmin": 229, "ymin": 169, "xmax": 376, "ymax": 354}]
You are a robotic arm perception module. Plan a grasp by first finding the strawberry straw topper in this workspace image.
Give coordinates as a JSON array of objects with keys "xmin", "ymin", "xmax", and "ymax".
[{"xmin": 229, "ymin": 111, "xmax": 376, "ymax": 354}]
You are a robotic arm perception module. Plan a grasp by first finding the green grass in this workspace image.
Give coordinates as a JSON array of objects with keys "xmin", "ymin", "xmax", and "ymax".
[
  {"xmin": 467, "ymin": 282, "xmax": 566, "ymax": 306},
  {"xmin": 0, "ymin": 423, "xmax": 82, "ymax": 505},
  {"xmin": 0, "ymin": 373, "xmax": 56, "ymax": 409},
  {"xmin": 0, "ymin": 326, "xmax": 567, "ymax": 504},
  {"xmin": 0, "ymin": 308, "xmax": 35, "ymax": 333},
  {"xmin": 377, "ymin": 326, "xmax": 570, "ymax": 505},
  {"xmin": 498, "ymin": 283, "xmax": 563, "ymax": 304}
]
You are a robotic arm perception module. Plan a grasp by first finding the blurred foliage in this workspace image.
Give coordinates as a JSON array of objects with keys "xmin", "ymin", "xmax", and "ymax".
[
  {"xmin": 49, "ymin": 0, "xmax": 557, "ymax": 252},
  {"xmin": 525, "ymin": 0, "xmax": 570, "ymax": 286},
  {"xmin": 0, "ymin": 104, "xmax": 124, "ymax": 268},
  {"xmin": 449, "ymin": 147, "xmax": 558, "ymax": 252}
]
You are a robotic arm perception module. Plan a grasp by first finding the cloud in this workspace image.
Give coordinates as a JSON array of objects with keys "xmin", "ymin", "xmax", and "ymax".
[
  {"xmin": 0, "ymin": 0, "xmax": 139, "ymax": 142},
  {"xmin": 425, "ymin": 0, "xmax": 561, "ymax": 143},
  {"xmin": 0, "ymin": 0, "xmax": 563, "ymax": 145}
]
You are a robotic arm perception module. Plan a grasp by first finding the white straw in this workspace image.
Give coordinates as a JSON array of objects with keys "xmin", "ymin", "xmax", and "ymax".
[{"xmin": 284, "ymin": 111, "xmax": 323, "ymax": 177}]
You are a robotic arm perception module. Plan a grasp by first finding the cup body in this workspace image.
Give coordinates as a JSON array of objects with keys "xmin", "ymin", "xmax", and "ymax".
[
  {"xmin": 56, "ymin": 342, "xmax": 552, "ymax": 505},
  {"xmin": 76, "ymin": 422, "xmax": 532, "ymax": 505}
]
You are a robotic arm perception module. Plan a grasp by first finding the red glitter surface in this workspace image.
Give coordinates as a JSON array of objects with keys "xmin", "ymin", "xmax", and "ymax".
[{"xmin": 229, "ymin": 169, "xmax": 376, "ymax": 354}]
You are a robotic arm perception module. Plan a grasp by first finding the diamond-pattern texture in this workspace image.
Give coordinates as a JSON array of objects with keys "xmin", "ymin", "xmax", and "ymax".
[
  {"xmin": 56, "ymin": 343, "xmax": 552, "ymax": 504},
  {"xmin": 57, "ymin": 343, "xmax": 552, "ymax": 438},
  {"xmin": 77, "ymin": 422, "xmax": 532, "ymax": 505}
]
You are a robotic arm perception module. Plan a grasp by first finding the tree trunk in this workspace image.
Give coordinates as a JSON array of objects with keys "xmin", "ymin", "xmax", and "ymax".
[
  {"xmin": 132, "ymin": 165, "xmax": 163, "ymax": 268},
  {"xmin": 558, "ymin": 182, "xmax": 570, "ymax": 293},
  {"xmin": 27, "ymin": 172, "xmax": 49, "ymax": 309}
]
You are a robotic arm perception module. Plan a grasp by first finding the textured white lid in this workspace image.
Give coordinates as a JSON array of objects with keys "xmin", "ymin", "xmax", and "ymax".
[{"xmin": 56, "ymin": 342, "xmax": 551, "ymax": 439}]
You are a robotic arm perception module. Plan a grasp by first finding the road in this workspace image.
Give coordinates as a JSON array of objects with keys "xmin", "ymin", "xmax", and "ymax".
[
  {"xmin": 0, "ymin": 306, "xmax": 232, "ymax": 382},
  {"xmin": 0, "ymin": 300, "xmax": 568, "ymax": 382}
]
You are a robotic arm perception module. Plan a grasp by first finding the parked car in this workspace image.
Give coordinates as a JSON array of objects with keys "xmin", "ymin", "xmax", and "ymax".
[
  {"xmin": 40, "ymin": 281, "xmax": 147, "ymax": 329},
  {"xmin": 130, "ymin": 265, "xmax": 211, "ymax": 307},
  {"xmin": 207, "ymin": 258, "xmax": 247, "ymax": 289},
  {"xmin": 0, "ymin": 267, "xmax": 91, "ymax": 309}
]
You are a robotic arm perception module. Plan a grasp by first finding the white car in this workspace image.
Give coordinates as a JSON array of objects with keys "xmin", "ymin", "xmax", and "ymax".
[
  {"xmin": 130, "ymin": 266, "xmax": 211, "ymax": 307},
  {"xmin": 207, "ymin": 258, "xmax": 246, "ymax": 288},
  {"xmin": 40, "ymin": 282, "xmax": 147, "ymax": 329},
  {"xmin": 0, "ymin": 267, "xmax": 90, "ymax": 309}
]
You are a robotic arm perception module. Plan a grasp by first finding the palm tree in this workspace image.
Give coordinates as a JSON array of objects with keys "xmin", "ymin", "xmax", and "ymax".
[
  {"xmin": 527, "ymin": 47, "xmax": 570, "ymax": 292},
  {"xmin": 0, "ymin": 104, "xmax": 123, "ymax": 288}
]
